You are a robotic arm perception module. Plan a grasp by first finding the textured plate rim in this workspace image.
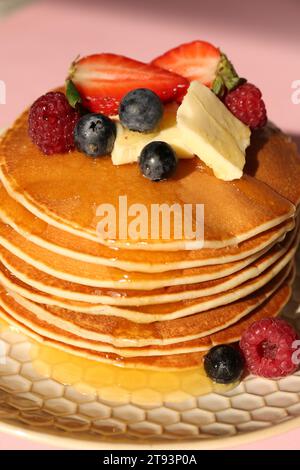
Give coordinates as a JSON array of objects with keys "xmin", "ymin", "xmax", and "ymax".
[{"xmin": 1, "ymin": 415, "xmax": 300, "ymax": 450}]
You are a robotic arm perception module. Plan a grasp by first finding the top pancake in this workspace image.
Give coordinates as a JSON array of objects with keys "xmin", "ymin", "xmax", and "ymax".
[{"xmin": 0, "ymin": 111, "xmax": 298, "ymax": 251}]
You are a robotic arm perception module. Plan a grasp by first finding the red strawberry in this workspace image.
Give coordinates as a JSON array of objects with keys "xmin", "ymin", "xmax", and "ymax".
[
  {"xmin": 151, "ymin": 40, "xmax": 221, "ymax": 88},
  {"xmin": 69, "ymin": 54, "xmax": 189, "ymax": 115}
]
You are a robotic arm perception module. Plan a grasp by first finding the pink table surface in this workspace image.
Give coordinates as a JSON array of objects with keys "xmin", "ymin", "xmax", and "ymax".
[{"xmin": 0, "ymin": 0, "xmax": 299, "ymax": 450}]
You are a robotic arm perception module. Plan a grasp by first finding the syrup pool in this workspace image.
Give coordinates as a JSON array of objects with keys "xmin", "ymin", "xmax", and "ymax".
[{"xmin": 0, "ymin": 319, "xmax": 239, "ymax": 405}]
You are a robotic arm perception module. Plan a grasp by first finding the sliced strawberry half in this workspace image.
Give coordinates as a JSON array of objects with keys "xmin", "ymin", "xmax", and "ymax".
[
  {"xmin": 151, "ymin": 40, "xmax": 221, "ymax": 88},
  {"xmin": 69, "ymin": 53, "xmax": 189, "ymax": 115}
]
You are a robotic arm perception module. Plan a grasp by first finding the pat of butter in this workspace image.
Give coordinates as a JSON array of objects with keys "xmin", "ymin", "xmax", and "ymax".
[
  {"xmin": 111, "ymin": 103, "xmax": 193, "ymax": 166},
  {"xmin": 177, "ymin": 81, "xmax": 251, "ymax": 181}
]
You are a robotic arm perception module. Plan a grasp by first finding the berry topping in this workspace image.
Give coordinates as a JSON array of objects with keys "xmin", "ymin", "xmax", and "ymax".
[
  {"xmin": 28, "ymin": 92, "xmax": 80, "ymax": 155},
  {"xmin": 74, "ymin": 113, "xmax": 116, "ymax": 157},
  {"xmin": 69, "ymin": 54, "xmax": 189, "ymax": 116},
  {"xmin": 204, "ymin": 345, "xmax": 244, "ymax": 384},
  {"xmin": 224, "ymin": 83, "xmax": 267, "ymax": 129},
  {"xmin": 240, "ymin": 318, "xmax": 299, "ymax": 378},
  {"xmin": 139, "ymin": 141, "xmax": 177, "ymax": 181},
  {"xmin": 119, "ymin": 88, "xmax": 163, "ymax": 132},
  {"xmin": 151, "ymin": 40, "xmax": 221, "ymax": 88}
]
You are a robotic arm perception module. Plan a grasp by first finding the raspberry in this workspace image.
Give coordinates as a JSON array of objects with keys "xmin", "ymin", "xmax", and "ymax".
[
  {"xmin": 224, "ymin": 83, "xmax": 267, "ymax": 129},
  {"xmin": 240, "ymin": 318, "xmax": 299, "ymax": 378},
  {"xmin": 28, "ymin": 92, "xmax": 80, "ymax": 155}
]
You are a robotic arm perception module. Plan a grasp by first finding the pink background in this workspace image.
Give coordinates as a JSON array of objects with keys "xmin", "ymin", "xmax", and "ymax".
[{"xmin": 0, "ymin": 0, "xmax": 299, "ymax": 450}]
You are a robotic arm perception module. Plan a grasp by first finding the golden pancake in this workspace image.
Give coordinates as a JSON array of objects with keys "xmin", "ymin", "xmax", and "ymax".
[
  {"xmin": 0, "ymin": 268, "xmax": 292, "ymax": 357},
  {"xmin": 2, "ymin": 230, "xmax": 298, "ymax": 323},
  {"xmin": 1, "ymin": 263, "xmax": 292, "ymax": 349},
  {"xmin": 0, "ymin": 276, "xmax": 292, "ymax": 369},
  {"xmin": 0, "ymin": 182, "xmax": 294, "ymax": 271},
  {"xmin": 0, "ymin": 222, "xmax": 297, "ymax": 311},
  {"xmin": 0, "ymin": 114, "xmax": 296, "ymax": 250},
  {"xmin": 85, "ymin": 238, "xmax": 297, "ymax": 321},
  {"xmin": 0, "ymin": 226, "xmax": 293, "ymax": 311},
  {"xmin": 0, "ymin": 222, "xmax": 297, "ymax": 315},
  {"xmin": 0, "ymin": 221, "xmax": 278, "ymax": 289}
]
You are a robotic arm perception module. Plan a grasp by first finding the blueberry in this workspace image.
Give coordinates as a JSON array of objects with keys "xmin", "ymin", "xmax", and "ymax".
[
  {"xmin": 74, "ymin": 113, "xmax": 116, "ymax": 157},
  {"xmin": 139, "ymin": 141, "xmax": 177, "ymax": 181},
  {"xmin": 204, "ymin": 345, "xmax": 244, "ymax": 384},
  {"xmin": 119, "ymin": 88, "xmax": 163, "ymax": 132}
]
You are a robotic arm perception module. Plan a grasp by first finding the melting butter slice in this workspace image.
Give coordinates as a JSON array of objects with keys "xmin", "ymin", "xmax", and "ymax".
[
  {"xmin": 177, "ymin": 81, "xmax": 251, "ymax": 181},
  {"xmin": 111, "ymin": 103, "xmax": 193, "ymax": 165}
]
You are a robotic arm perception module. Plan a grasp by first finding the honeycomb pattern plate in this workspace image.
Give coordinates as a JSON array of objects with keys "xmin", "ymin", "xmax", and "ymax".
[{"xmin": 0, "ymin": 246, "xmax": 299, "ymax": 449}]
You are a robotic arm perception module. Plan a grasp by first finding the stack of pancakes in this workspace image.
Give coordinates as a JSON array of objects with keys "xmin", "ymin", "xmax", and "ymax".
[{"xmin": 0, "ymin": 112, "xmax": 299, "ymax": 370}]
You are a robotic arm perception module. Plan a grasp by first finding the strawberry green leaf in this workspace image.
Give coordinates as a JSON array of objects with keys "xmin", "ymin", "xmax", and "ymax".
[
  {"xmin": 66, "ymin": 79, "xmax": 82, "ymax": 109},
  {"xmin": 212, "ymin": 76, "xmax": 225, "ymax": 97},
  {"xmin": 213, "ymin": 53, "xmax": 244, "ymax": 96}
]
